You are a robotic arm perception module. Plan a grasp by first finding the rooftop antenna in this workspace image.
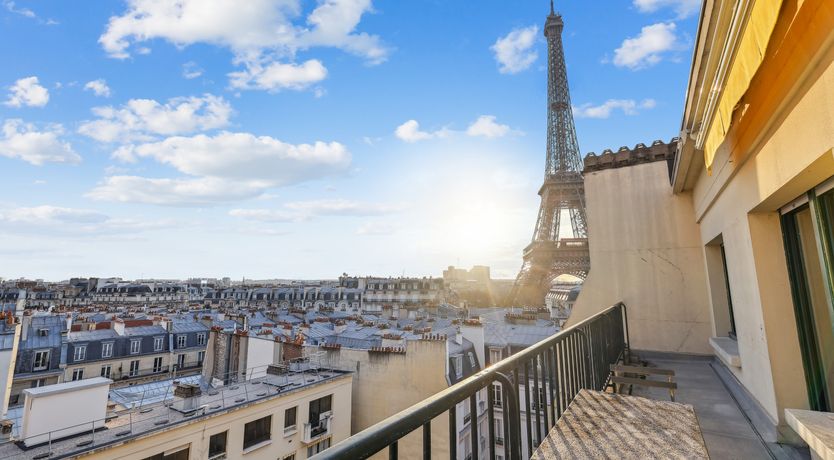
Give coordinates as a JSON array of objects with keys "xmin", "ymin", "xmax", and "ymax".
[{"xmin": 550, "ymin": 0, "xmax": 554, "ymax": 14}]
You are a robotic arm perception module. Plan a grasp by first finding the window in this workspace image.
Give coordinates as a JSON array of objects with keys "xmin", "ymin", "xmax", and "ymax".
[
  {"xmin": 37, "ymin": 329, "xmax": 48, "ymax": 337},
  {"xmin": 73, "ymin": 345, "xmax": 87, "ymax": 361},
  {"xmin": 154, "ymin": 336, "xmax": 164, "ymax": 351},
  {"xmin": 177, "ymin": 354, "xmax": 186, "ymax": 369},
  {"xmin": 208, "ymin": 431, "xmax": 227, "ymax": 460},
  {"xmin": 197, "ymin": 351, "xmax": 205, "ymax": 365},
  {"xmin": 101, "ymin": 365, "xmax": 111, "ymax": 379},
  {"xmin": 719, "ymin": 243, "xmax": 737, "ymax": 339},
  {"xmin": 33, "ymin": 350, "xmax": 50, "ymax": 371},
  {"xmin": 283, "ymin": 455, "xmax": 296, "ymax": 460},
  {"xmin": 489, "ymin": 348, "xmax": 503, "ymax": 365},
  {"xmin": 197, "ymin": 333, "xmax": 206, "ymax": 345},
  {"xmin": 31, "ymin": 378, "xmax": 46, "ymax": 388},
  {"xmin": 308, "ymin": 395, "xmax": 332, "ymax": 427},
  {"xmin": 129, "ymin": 360, "xmax": 139, "ymax": 377},
  {"xmin": 493, "ymin": 382, "xmax": 503, "ymax": 407},
  {"xmin": 102, "ymin": 342, "xmax": 113, "ymax": 358},
  {"xmin": 177, "ymin": 335, "xmax": 187, "ymax": 348},
  {"xmin": 71, "ymin": 368, "xmax": 84, "ymax": 381},
  {"xmin": 454, "ymin": 355, "xmax": 463, "ymax": 378},
  {"xmin": 705, "ymin": 235, "xmax": 738, "ymax": 340},
  {"xmin": 130, "ymin": 339, "xmax": 141, "ymax": 354},
  {"xmin": 462, "ymin": 400, "xmax": 471, "ymax": 424},
  {"xmin": 284, "ymin": 406, "xmax": 297, "ymax": 434},
  {"xmin": 153, "ymin": 357, "xmax": 163, "ymax": 373},
  {"xmin": 468, "ymin": 352, "xmax": 477, "ymax": 368},
  {"xmin": 782, "ymin": 181, "xmax": 834, "ymax": 412},
  {"xmin": 242, "ymin": 415, "xmax": 272, "ymax": 449},
  {"xmin": 141, "ymin": 447, "xmax": 190, "ymax": 460},
  {"xmin": 306, "ymin": 438, "xmax": 331, "ymax": 457}
]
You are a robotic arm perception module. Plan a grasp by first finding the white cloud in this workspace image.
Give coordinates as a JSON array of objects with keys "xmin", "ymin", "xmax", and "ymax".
[
  {"xmin": 228, "ymin": 59, "xmax": 327, "ymax": 92},
  {"xmin": 573, "ymin": 98, "xmax": 656, "ymax": 118},
  {"xmin": 4, "ymin": 76, "xmax": 49, "ymax": 107},
  {"xmin": 78, "ymin": 94, "xmax": 232, "ymax": 143},
  {"xmin": 633, "ymin": 0, "xmax": 700, "ymax": 19},
  {"xmin": 0, "ymin": 119, "xmax": 80, "ymax": 165},
  {"xmin": 0, "ymin": 205, "xmax": 178, "ymax": 235},
  {"xmin": 228, "ymin": 208, "xmax": 303, "ymax": 222},
  {"xmin": 396, "ymin": 116, "xmax": 517, "ymax": 142},
  {"xmin": 182, "ymin": 61, "xmax": 203, "ymax": 79},
  {"xmin": 466, "ymin": 115, "xmax": 511, "ymax": 138},
  {"xmin": 112, "ymin": 132, "xmax": 350, "ymax": 182},
  {"xmin": 356, "ymin": 221, "xmax": 397, "ymax": 235},
  {"xmin": 284, "ymin": 199, "xmax": 401, "ymax": 216},
  {"xmin": 394, "ymin": 120, "xmax": 450, "ymax": 143},
  {"xmin": 491, "ymin": 25, "xmax": 538, "ymax": 74},
  {"xmin": 87, "ymin": 176, "xmax": 268, "ymax": 206},
  {"xmin": 613, "ymin": 22, "xmax": 678, "ymax": 70},
  {"xmin": 84, "ymin": 79, "xmax": 112, "ymax": 97},
  {"xmin": 2, "ymin": 1, "xmax": 57, "ymax": 24},
  {"xmin": 229, "ymin": 198, "xmax": 401, "ymax": 223},
  {"xmin": 2, "ymin": 0, "xmax": 33, "ymax": 18},
  {"xmin": 98, "ymin": 0, "xmax": 388, "ymax": 91},
  {"xmin": 89, "ymin": 131, "xmax": 351, "ymax": 205}
]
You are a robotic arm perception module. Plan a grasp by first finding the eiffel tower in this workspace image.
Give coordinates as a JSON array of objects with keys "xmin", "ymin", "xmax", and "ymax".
[{"xmin": 512, "ymin": 1, "xmax": 589, "ymax": 306}]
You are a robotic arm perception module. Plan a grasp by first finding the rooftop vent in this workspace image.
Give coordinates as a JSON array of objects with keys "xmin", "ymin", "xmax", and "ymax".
[{"xmin": 171, "ymin": 382, "xmax": 203, "ymax": 414}]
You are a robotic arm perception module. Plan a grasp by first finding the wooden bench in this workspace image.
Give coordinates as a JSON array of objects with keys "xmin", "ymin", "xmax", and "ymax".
[{"xmin": 610, "ymin": 364, "xmax": 677, "ymax": 401}]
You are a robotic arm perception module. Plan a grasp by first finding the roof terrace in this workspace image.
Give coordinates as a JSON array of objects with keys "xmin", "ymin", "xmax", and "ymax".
[{"xmin": 0, "ymin": 362, "xmax": 350, "ymax": 460}]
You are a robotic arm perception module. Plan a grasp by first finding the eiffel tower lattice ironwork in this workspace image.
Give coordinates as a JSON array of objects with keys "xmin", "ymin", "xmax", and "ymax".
[{"xmin": 511, "ymin": 2, "xmax": 590, "ymax": 306}]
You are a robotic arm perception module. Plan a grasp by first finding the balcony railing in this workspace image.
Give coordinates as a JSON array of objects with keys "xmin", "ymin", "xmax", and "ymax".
[
  {"xmin": 303, "ymin": 414, "xmax": 332, "ymax": 443},
  {"xmin": 313, "ymin": 302, "xmax": 629, "ymax": 460}
]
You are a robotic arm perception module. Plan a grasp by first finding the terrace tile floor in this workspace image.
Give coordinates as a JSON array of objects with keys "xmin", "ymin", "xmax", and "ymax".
[{"xmin": 630, "ymin": 355, "xmax": 810, "ymax": 460}]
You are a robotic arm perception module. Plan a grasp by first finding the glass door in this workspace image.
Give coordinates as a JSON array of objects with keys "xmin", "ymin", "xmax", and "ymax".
[{"xmin": 782, "ymin": 180, "xmax": 834, "ymax": 411}]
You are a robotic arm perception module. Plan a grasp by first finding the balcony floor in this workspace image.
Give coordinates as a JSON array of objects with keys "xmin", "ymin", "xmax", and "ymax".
[{"xmin": 629, "ymin": 353, "xmax": 810, "ymax": 460}]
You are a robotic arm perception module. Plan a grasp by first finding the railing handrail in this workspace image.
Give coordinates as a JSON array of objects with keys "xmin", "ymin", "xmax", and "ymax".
[{"xmin": 316, "ymin": 302, "xmax": 628, "ymax": 460}]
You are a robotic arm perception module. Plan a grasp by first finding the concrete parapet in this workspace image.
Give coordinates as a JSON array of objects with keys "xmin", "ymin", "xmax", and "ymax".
[{"xmin": 584, "ymin": 138, "xmax": 679, "ymax": 173}]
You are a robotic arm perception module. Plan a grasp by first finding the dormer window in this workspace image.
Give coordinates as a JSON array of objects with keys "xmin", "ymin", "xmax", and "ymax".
[{"xmin": 37, "ymin": 329, "xmax": 48, "ymax": 337}]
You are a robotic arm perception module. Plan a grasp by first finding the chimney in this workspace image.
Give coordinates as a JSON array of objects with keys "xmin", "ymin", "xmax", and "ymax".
[
  {"xmin": 172, "ymin": 382, "xmax": 202, "ymax": 413},
  {"xmin": 20, "ymin": 312, "xmax": 32, "ymax": 341},
  {"xmin": 454, "ymin": 328, "xmax": 463, "ymax": 345},
  {"xmin": 460, "ymin": 318, "xmax": 485, "ymax": 367},
  {"xmin": 113, "ymin": 319, "xmax": 125, "ymax": 336}
]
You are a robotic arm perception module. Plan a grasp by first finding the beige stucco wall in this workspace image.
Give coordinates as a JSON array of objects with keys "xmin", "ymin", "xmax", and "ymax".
[
  {"xmin": 687, "ymin": 36, "xmax": 834, "ymax": 428},
  {"xmin": 321, "ymin": 340, "xmax": 451, "ymax": 459},
  {"xmin": 81, "ymin": 374, "xmax": 352, "ymax": 460},
  {"xmin": 568, "ymin": 160, "xmax": 713, "ymax": 354}
]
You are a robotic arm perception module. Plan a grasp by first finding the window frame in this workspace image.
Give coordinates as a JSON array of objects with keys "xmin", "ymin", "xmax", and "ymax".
[
  {"xmin": 73, "ymin": 344, "xmax": 87, "ymax": 362},
  {"xmin": 130, "ymin": 339, "xmax": 141, "ymax": 355},
  {"xmin": 129, "ymin": 359, "xmax": 140, "ymax": 377},
  {"xmin": 177, "ymin": 335, "xmax": 187, "ymax": 349},
  {"xmin": 101, "ymin": 341, "xmax": 113, "ymax": 359},
  {"xmin": 101, "ymin": 365, "xmax": 111, "ymax": 379},
  {"xmin": 71, "ymin": 368, "xmax": 84, "ymax": 381},
  {"xmin": 284, "ymin": 406, "xmax": 298, "ymax": 435},
  {"xmin": 242, "ymin": 415, "xmax": 272, "ymax": 450},
  {"xmin": 208, "ymin": 430, "xmax": 227, "ymax": 460},
  {"xmin": 153, "ymin": 336, "xmax": 164, "ymax": 352},
  {"xmin": 32, "ymin": 349, "xmax": 50, "ymax": 371}
]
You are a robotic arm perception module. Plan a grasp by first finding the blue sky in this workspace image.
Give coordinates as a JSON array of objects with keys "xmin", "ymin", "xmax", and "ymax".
[{"xmin": 0, "ymin": 0, "xmax": 700, "ymax": 281}]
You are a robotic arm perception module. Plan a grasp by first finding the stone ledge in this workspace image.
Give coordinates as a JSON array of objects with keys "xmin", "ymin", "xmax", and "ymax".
[
  {"xmin": 583, "ymin": 138, "xmax": 678, "ymax": 173},
  {"xmin": 785, "ymin": 409, "xmax": 834, "ymax": 459},
  {"xmin": 709, "ymin": 336, "xmax": 741, "ymax": 368}
]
